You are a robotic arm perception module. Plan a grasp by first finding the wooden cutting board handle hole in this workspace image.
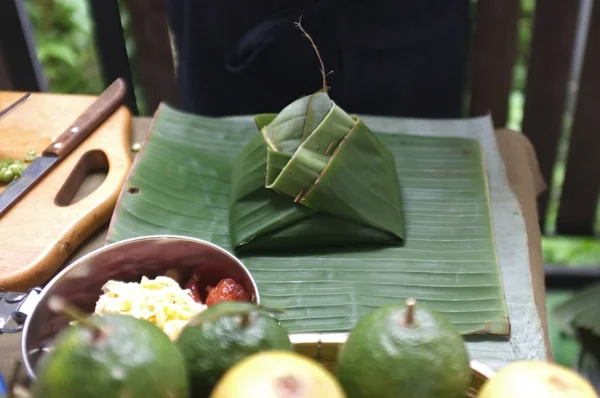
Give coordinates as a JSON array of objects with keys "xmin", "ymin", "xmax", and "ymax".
[{"xmin": 54, "ymin": 150, "xmax": 109, "ymax": 207}]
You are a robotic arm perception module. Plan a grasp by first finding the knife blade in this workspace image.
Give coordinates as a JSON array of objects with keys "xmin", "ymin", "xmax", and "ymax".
[
  {"xmin": 0, "ymin": 78, "xmax": 126, "ymax": 218},
  {"xmin": 0, "ymin": 93, "xmax": 31, "ymax": 119}
]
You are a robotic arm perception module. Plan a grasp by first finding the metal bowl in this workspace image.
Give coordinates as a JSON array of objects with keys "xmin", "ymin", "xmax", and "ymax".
[{"xmin": 19, "ymin": 235, "xmax": 259, "ymax": 379}]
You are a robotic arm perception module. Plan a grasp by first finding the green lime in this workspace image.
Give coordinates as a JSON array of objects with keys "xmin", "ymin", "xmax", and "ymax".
[
  {"xmin": 32, "ymin": 314, "xmax": 189, "ymax": 398},
  {"xmin": 336, "ymin": 299, "xmax": 471, "ymax": 398},
  {"xmin": 175, "ymin": 302, "xmax": 293, "ymax": 397}
]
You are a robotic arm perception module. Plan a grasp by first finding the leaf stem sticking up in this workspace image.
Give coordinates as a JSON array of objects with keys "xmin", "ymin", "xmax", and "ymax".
[
  {"xmin": 48, "ymin": 296, "xmax": 104, "ymax": 341},
  {"xmin": 295, "ymin": 17, "xmax": 331, "ymax": 93},
  {"xmin": 404, "ymin": 298, "xmax": 417, "ymax": 326}
]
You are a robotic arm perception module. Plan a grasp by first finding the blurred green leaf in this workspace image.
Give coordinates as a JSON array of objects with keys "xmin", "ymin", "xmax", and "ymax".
[
  {"xmin": 543, "ymin": 237, "xmax": 600, "ymax": 266},
  {"xmin": 547, "ymin": 291, "xmax": 581, "ymax": 368},
  {"xmin": 522, "ymin": 0, "xmax": 536, "ymax": 15},
  {"xmin": 24, "ymin": 0, "xmax": 103, "ymax": 95},
  {"xmin": 553, "ymin": 283, "xmax": 600, "ymax": 336},
  {"xmin": 37, "ymin": 42, "xmax": 78, "ymax": 67}
]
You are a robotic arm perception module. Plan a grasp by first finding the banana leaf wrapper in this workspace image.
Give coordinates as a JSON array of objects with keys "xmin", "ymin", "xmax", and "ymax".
[
  {"xmin": 229, "ymin": 92, "xmax": 405, "ymax": 253},
  {"xmin": 106, "ymin": 104, "xmax": 510, "ymax": 337}
]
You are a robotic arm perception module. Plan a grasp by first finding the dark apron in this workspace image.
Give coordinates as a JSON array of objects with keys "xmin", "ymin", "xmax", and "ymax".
[{"xmin": 166, "ymin": 0, "xmax": 470, "ymax": 118}]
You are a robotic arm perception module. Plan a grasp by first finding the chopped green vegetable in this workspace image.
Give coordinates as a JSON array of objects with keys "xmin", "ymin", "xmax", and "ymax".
[
  {"xmin": 24, "ymin": 150, "xmax": 37, "ymax": 162},
  {"xmin": 131, "ymin": 142, "xmax": 141, "ymax": 152},
  {"xmin": 0, "ymin": 150, "xmax": 35, "ymax": 184},
  {"xmin": 8, "ymin": 162, "xmax": 23, "ymax": 174},
  {"xmin": 0, "ymin": 169, "xmax": 16, "ymax": 183},
  {"xmin": 0, "ymin": 158, "xmax": 12, "ymax": 168}
]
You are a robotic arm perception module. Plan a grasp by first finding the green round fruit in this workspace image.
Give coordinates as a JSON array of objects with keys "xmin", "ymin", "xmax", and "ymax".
[
  {"xmin": 336, "ymin": 299, "xmax": 471, "ymax": 398},
  {"xmin": 32, "ymin": 314, "xmax": 189, "ymax": 398},
  {"xmin": 175, "ymin": 302, "xmax": 293, "ymax": 397}
]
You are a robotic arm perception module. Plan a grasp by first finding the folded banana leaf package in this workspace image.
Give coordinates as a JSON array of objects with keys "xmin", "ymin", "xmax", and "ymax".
[{"xmin": 229, "ymin": 91, "xmax": 405, "ymax": 254}]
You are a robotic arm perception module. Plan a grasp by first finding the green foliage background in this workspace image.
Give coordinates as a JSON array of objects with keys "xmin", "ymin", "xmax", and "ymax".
[
  {"xmin": 24, "ymin": 0, "xmax": 143, "ymax": 111},
  {"xmin": 25, "ymin": 0, "xmax": 103, "ymax": 95}
]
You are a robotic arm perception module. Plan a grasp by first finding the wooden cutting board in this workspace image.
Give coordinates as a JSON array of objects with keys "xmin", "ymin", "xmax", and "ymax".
[{"xmin": 0, "ymin": 91, "xmax": 132, "ymax": 292}]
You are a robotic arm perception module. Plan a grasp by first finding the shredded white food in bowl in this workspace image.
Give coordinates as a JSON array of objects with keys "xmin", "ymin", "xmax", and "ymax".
[{"xmin": 94, "ymin": 276, "xmax": 206, "ymax": 340}]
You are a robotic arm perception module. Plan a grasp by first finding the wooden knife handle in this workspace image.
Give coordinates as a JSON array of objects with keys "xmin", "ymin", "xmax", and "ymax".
[{"xmin": 43, "ymin": 78, "xmax": 127, "ymax": 158}]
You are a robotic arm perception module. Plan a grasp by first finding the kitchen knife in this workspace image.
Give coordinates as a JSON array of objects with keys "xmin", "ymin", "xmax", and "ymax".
[{"xmin": 0, "ymin": 78, "xmax": 126, "ymax": 218}]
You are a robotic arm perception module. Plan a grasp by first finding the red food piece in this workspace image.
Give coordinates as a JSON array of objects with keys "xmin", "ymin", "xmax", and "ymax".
[
  {"xmin": 184, "ymin": 276, "xmax": 203, "ymax": 303},
  {"xmin": 206, "ymin": 278, "xmax": 250, "ymax": 306}
]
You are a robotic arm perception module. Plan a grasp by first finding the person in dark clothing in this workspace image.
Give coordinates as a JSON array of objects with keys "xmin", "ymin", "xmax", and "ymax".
[{"xmin": 166, "ymin": 0, "xmax": 470, "ymax": 119}]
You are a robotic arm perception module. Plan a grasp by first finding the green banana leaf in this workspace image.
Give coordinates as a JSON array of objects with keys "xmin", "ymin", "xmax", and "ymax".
[
  {"xmin": 553, "ymin": 283, "xmax": 600, "ymax": 386},
  {"xmin": 230, "ymin": 91, "xmax": 405, "ymax": 253},
  {"xmin": 106, "ymin": 103, "xmax": 510, "ymax": 336},
  {"xmin": 553, "ymin": 283, "xmax": 600, "ymax": 337}
]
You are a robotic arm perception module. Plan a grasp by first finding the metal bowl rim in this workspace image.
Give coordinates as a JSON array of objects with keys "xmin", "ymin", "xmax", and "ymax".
[{"xmin": 21, "ymin": 234, "xmax": 260, "ymax": 379}]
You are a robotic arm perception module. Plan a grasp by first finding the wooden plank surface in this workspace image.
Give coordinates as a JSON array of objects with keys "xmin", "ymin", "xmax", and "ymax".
[
  {"xmin": 522, "ymin": 0, "xmax": 581, "ymax": 228},
  {"xmin": 126, "ymin": 0, "xmax": 178, "ymax": 115},
  {"xmin": 0, "ymin": 91, "xmax": 132, "ymax": 291},
  {"xmin": 557, "ymin": 1, "xmax": 600, "ymax": 235},
  {"xmin": 470, "ymin": 0, "xmax": 521, "ymax": 127}
]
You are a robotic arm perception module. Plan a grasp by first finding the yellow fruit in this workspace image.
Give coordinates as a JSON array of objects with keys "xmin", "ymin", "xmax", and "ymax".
[
  {"xmin": 478, "ymin": 361, "xmax": 598, "ymax": 398},
  {"xmin": 209, "ymin": 351, "xmax": 346, "ymax": 398}
]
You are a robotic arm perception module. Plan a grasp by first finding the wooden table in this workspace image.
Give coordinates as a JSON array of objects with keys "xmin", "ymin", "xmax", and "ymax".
[{"xmin": 0, "ymin": 118, "xmax": 551, "ymax": 377}]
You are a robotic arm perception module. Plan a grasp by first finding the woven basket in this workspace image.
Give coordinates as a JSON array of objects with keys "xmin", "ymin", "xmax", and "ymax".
[{"xmin": 289, "ymin": 333, "xmax": 495, "ymax": 397}]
